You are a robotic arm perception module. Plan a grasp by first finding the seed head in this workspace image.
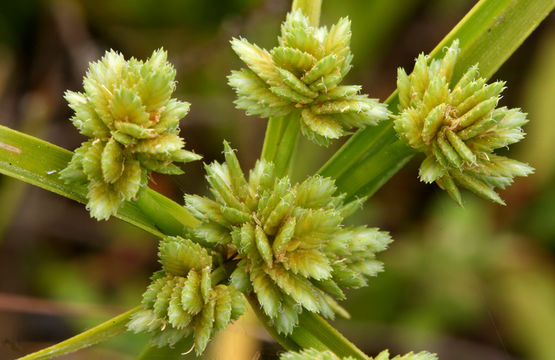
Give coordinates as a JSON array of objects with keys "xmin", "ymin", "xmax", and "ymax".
[
  {"xmin": 394, "ymin": 40, "xmax": 533, "ymax": 205},
  {"xmin": 60, "ymin": 49, "xmax": 201, "ymax": 219},
  {"xmin": 185, "ymin": 141, "xmax": 391, "ymax": 334},
  {"xmin": 229, "ymin": 10, "xmax": 389, "ymax": 146}
]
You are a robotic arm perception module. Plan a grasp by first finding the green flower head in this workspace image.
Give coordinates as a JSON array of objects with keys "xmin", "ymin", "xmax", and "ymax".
[
  {"xmin": 280, "ymin": 349, "xmax": 438, "ymax": 360},
  {"xmin": 229, "ymin": 10, "xmax": 389, "ymax": 146},
  {"xmin": 185, "ymin": 141, "xmax": 391, "ymax": 334},
  {"xmin": 394, "ymin": 40, "xmax": 533, "ymax": 205},
  {"xmin": 128, "ymin": 236, "xmax": 246, "ymax": 355},
  {"xmin": 60, "ymin": 49, "xmax": 202, "ymax": 220}
]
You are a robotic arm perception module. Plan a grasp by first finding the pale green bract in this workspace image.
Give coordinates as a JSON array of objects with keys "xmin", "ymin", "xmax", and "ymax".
[
  {"xmin": 60, "ymin": 49, "xmax": 202, "ymax": 220},
  {"xmin": 394, "ymin": 40, "xmax": 533, "ymax": 205},
  {"xmin": 185, "ymin": 141, "xmax": 391, "ymax": 334},
  {"xmin": 128, "ymin": 236, "xmax": 246, "ymax": 355},
  {"xmin": 228, "ymin": 10, "xmax": 389, "ymax": 146},
  {"xmin": 280, "ymin": 349, "xmax": 438, "ymax": 360}
]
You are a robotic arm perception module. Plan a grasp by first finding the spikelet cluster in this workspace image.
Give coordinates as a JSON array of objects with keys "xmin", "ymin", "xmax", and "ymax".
[
  {"xmin": 228, "ymin": 10, "xmax": 389, "ymax": 146},
  {"xmin": 394, "ymin": 40, "xmax": 533, "ymax": 205},
  {"xmin": 281, "ymin": 349, "xmax": 437, "ymax": 360},
  {"xmin": 60, "ymin": 49, "xmax": 202, "ymax": 220},
  {"xmin": 185, "ymin": 142, "xmax": 391, "ymax": 334},
  {"xmin": 128, "ymin": 236, "xmax": 246, "ymax": 355}
]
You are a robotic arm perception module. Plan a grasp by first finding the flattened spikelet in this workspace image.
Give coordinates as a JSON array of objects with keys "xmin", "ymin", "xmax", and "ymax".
[
  {"xmin": 186, "ymin": 142, "xmax": 391, "ymax": 333},
  {"xmin": 394, "ymin": 40, "xmax": 533, "ymax": 205},
  {"xmin": 61, "ymin": 49, "xmax": 201, "ymax": 220},
  {"xmin": 229, "ymin": 10, "xmax": 389, "ymax": 145},
  {"xmin": 131, "ymin": 237, "xmax": 246, "ymax": 355},
  {"xmin": 279, "ymin": 348, "xmax": 438, "ymax": 360}
]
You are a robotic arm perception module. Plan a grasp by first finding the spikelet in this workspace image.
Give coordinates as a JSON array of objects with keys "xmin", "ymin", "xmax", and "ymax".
[
  {"xmin": 128, "ymin": 236, "xmax": 246, "ymax": 355},
  {"xmin": 228, "ymin": 10, "xmax": 389, "ymax": 146},
  {"xmin": 185, "ymin": 141, "xmax": 391, "ymax": 334},
  {"xmin": 394, "ymin": 40, "xmax": 533, "ymax": 205},
  {"xmin": 60, "ymin": 49, "xmax": 202, "ymax": 220},
  {"xmin": 280, "ymin": 349, "xmax": 353, "ymax": 360},
  {"xmin": 372, "ymin": 350, "xmax": 438, "ymax": 360},
  {"xmin": 280, "ymin": 349, "xmax": 438, "ymax": 360}
]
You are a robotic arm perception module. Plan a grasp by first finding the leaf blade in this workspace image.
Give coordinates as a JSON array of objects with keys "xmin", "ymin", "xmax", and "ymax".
[{"xmin": 0, "ymin": 125, "xmax": 197, "ymax": 237}]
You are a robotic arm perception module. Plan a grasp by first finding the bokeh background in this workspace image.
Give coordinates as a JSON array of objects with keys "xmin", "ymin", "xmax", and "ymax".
[{"xmin": 0, "ymin": 0, "xmax": 554, "ymax": 359}]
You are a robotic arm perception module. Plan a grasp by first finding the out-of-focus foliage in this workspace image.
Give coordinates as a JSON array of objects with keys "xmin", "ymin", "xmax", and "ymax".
[
  {"xmin": 346, "ymin": 195, "xmax": 555, "ymax": 360},
  {"xmin": 520, "ymin": 30, "xmax": 555, "ymax": 249}
]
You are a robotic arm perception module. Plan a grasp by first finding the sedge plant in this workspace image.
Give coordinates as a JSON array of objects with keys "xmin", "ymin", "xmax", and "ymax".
[{"xmin": 0, "ymin": 0, "xmax": 552, "ymax": 359}]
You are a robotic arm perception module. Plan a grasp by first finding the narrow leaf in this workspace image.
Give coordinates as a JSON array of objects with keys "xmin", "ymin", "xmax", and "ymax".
[{"xmin": 16, "ymin": 307, "xmax": 140, "ymax": 360}]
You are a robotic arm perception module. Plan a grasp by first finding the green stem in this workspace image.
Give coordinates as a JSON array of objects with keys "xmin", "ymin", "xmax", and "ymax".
[
  {"xmin": 260, "ymin": 116, "xmax": 285, "ymax": 164},
  {"xmin": 135, "ymin": 187, "xmax": 199, "ymax": 236},
  {"xmin": 261, "ymin": 113, "xmax": 301, "ymax": 178},
  {"xmin": 17, "ymin": 307, "xmax": 140, "ymax": 360},
  {"xmin": 248, "ymin": 295, "xmax": 368, "ymax": 359},
  {"xmin": 259, "ymin": 0, "xmax": 323, "ymax": 177},
  {"xmin": 292, "ymin": 0, "xmax": 322, "ymax": 26}
]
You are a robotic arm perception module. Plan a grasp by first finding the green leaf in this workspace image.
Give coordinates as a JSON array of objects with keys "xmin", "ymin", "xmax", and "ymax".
[
  {"xmin": 319, "ymin": 0, "xmax": 554, "ymax": 200},
  {"xmin": 0, "ymin": 125, "xmax": 198, "ymax": 237},
  {"xmin": 16, "ymin": 307, "xmax": 140, "ymax": 360}
]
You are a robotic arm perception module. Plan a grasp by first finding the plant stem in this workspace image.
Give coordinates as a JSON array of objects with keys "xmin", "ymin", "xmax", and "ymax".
[
  {"xmin": 261, "ymin": 113, "xmax": 301, "ymax": 178},
  {"xmin": 135, "ymin": 187, "xmax": 200, "ymax": 236},
  {"xmin": 292, "ymin": 0, "xmax": 322, "ymax": 26},
  {"xmin": 291, "ymin": 312, "xmax": 369, "ymax": 360},
  {"xmin": 16, "ymin": 307, "xmax": 140, "ymax": 360},
  {"xmin": 248, "ymin": 296, "xmax": 369, "ymax": 359},
  {"xmin": 259, "ymin": 0, "xmax": 323, "ymax": 177}
]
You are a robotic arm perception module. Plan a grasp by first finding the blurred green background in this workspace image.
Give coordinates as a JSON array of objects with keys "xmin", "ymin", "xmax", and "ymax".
[{"xmin": 0, "ymin": 0, "xmax": 553, "ymax": 359}]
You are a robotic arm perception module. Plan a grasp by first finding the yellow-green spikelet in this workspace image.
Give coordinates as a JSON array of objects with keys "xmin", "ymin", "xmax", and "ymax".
[
  {"xmin": 228, "ymin": 10, "xmax": 390, "ymax": 146},
  {"xmin": 394, "ymin": 40, "xmax": 533, "ymax": 205},
  {"xmin": 60, "ymin": 49, "xmax": 202, "ymax": 220},
  {"xmin": 185, "ymin": 141, "xmax": 392, "ymax": 334},
  {"xmin": 280, "ymin": 348, "xmax": 438, "ymax": 360},
  {"xmin": 128, "ymin": 236, "xmax": 246, "ymax": 355}
]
